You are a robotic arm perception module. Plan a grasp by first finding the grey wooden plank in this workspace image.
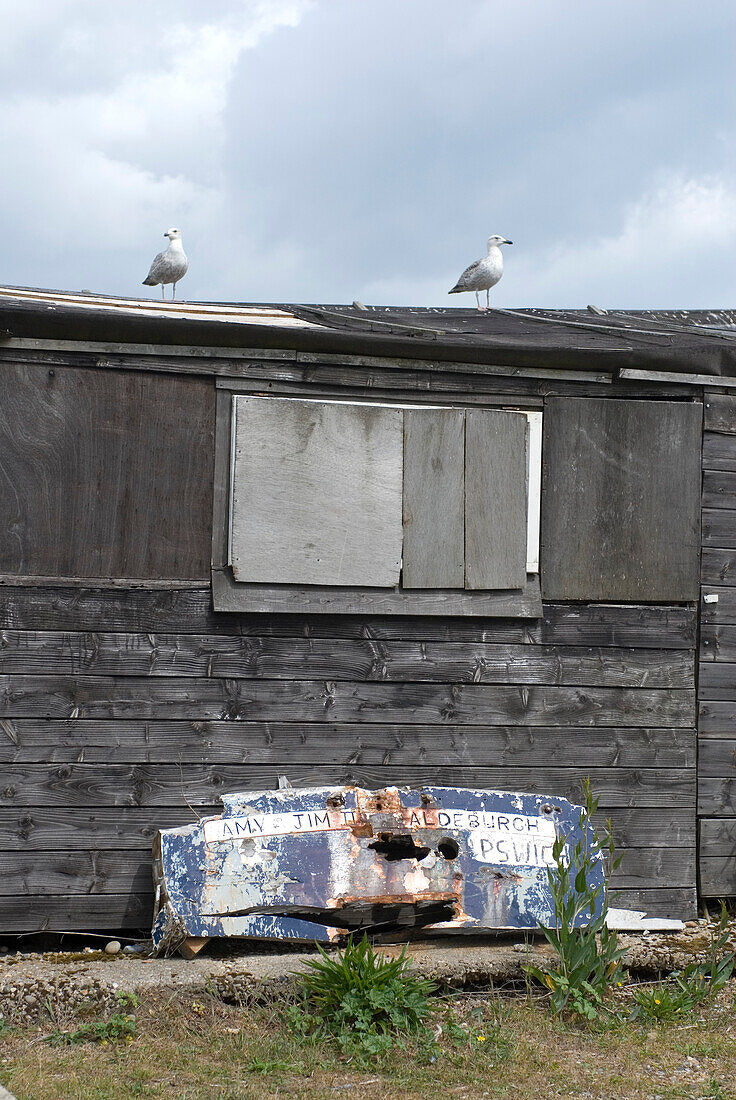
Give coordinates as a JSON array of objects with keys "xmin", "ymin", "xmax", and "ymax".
[
  {"xmin": 541, "ymin": 397, "xmax": 702, "ymax": 601},
  {"xmin": 699, "ymin": 857, "xmax": 736, "ymax": 897},
  {"xmin": 701, "ymin": 549, "xmax": 736, "ymax": 586},
  {"xmin": 696, "ymin": 664, "xmax": 736, "ymax": 699},
  {"xmin": 211, "ymin": 389, "xmax": 233, "ymax": 572},
  {"xmin": 465, "ymin": 409, "xmax": 528, "ymax": 590},
  {"xmin": 699, "ymin": 817, "xmax": 736, "ymax": 855},
  {"xmin": 0, "ymin": 720, "xmax": 696, "ymax": 767},
  {"xmin": 0, "ymin": 675, "xmax": 693, "ymax": 725},
  {"xmin": 0, "ymin": 631, "xmax": 694, "ymax": 687},
  {"xmin": 402, "ymin": 409, "xmax": 465, "ymax": 588},
  {"xmin": 0, "ymin": 893, "xmax": 153, "ymax": 932},
  {"xmin": 0, "ymin": 807, "xmax": 204, "ymax": 850},
  {"xmin": 0, "ymin": 851, "xmax": 151, "ymax": 896},
  {"xmin": 698, "ymin": 622, "xmax": 736, "ymax": 662},
  {"xmin": 703, "ymin": 509, "xmax": 736, "ymax": 552},
  {"xmin": 541, "ymin": 604, "xmax": 695, "ymax": 649},
  {"xmin": 702, "ymin": 470, "xmax": 736, "ymax": 511},
  {"xmin": 219, "ymin": 373, "xmax": 548, "ymax": 404},
  {"xmin": 698, "ymin": 778, "xmax": 736, "ymax": 816},
  {"xmin": 704, "ymin": 394, "xmax": 736, "ymax": 435},
  {"xmin": 0, "ymin": 346, "xmax": 695, "ymax": 400},
  {"xmin": 0, "ymin": 363, "xmax": 215, "ymax": 581},
  {"xmin": 604, "ymin": 808, "xmax": 695, "ymax": 849},
  {"xmin": 613, "ymin": 847, "xmax": 696, "ymax": 889},
  {"xmin": 0, "ymin": 585, "xmax": 695, "ymax": 646},
  {"xmin": 617, "ymin": 367, "xmax": 721, "ymax": 388},
  {"xmin": 698, "ymin": 700, "xmax": 736, "ymax": 736},
  {"xmin": 700, "ymin": 586, "xmax": 736, "ymax": 625},
  {"xmin": 0, "ymin": 586, "xmax": 239, "ymax": 635},
  {"xmin": 607, "ymin": 887, "xmax": 697, "ymax": 919},
  {"xmin": 212, "ymin": 566, "xmax": 543, "ymax": 618},
  {"xmin": 0, "ymin": 764, "xmax": 694, "ymax": 808},
  {"xmin": 0, "ymin": 338, "xmax": 611, "ymax": 383},
  {"xmin": 703, "ymin": 432, "xmax": 736, "ymax": 472},
  {"xmin": 0, "ymin": 805, "xmax": 692, "ymax": 850},
  {"xmin": 230, "ymin": 397, "xmax": 403, "ymax": 587},
  {"xmin": 696, "ymin": 739, "xmax": 736, "ymax": 776}
]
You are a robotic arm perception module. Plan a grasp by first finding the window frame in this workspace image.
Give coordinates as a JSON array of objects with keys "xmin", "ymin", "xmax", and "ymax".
[{"xmin": 211, "ymin": 388, "xmax": 543, "ymax": 618}]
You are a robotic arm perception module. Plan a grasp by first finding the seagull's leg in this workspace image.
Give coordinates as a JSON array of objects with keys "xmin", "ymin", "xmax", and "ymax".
[
  {"xmin": 486, "ymin": 288, "xmax": 490, "ymax": 310},
  {"xmin": 161, "ymin": 285, "xmax": 165, "ymax": 300},
  {"xmin": 475, "ymin": 290, "xmax": 481, "ymax": 311},
  {"xmin": 173, "ymin": 283, "xmax": 177, "ymax": 300}
]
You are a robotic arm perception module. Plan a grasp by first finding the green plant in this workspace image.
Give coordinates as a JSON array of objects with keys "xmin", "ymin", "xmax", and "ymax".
[
  {"xmin": 292, "ymin": 935, "xmax": 437, "ymax": 1059},
  {"xmin": 46, "ymin": 1013, "xmax": 137, "ymax": 1046},
  {"xmin": 115, "ymin": 990, "xmax": 139, "ymax": 1009},
  {"xmin": 526, "ymin": 778, "xmax": 626, "ymax": 1020},
  {"xmin": 630, "ymin": 904, "xmax": 734, "ymax": 1023}
]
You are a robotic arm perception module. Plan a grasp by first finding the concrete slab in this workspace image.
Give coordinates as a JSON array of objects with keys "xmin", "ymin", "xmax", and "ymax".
[{"xmin": 0, "ymin": 919, "xmax": 733, "ymax": 1025}]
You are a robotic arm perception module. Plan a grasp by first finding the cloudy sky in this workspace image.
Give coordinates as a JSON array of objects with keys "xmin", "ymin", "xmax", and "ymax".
[{"xmin": 0, "ymin": 0, "xmax": 734, "ymax": 308}]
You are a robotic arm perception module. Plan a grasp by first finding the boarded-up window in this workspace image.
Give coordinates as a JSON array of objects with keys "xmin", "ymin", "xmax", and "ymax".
[
  {"xmin": 229, "ymin": 397, "xmax": 403, "ymax": 587},
  {"xmin": 0, "ymin": 364, "xmax": 215, "ymax": 582},
  {"xmin": 228, "ymin": 396, "xmax": 538, "ymax": 593},
  {"xmin": 541, "ymin": 397, "xmax": 702, "ymax": 601}
]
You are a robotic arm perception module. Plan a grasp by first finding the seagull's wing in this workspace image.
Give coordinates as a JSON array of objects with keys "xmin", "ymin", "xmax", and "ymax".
[
  {"xmin": 143, "ymin": 248, "xmax": 169, "ymax": 285},
  {"xmin": 449, "ymin": 258, "xmax": 483, "ymax": 293}
]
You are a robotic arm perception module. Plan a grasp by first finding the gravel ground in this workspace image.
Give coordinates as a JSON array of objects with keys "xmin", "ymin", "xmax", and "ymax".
[{"xmin": 0, "ymin": 917, "xmax": 733, "ymax": 1025}]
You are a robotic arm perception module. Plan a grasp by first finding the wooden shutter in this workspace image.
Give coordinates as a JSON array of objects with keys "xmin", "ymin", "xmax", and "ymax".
[
  {"xmin": 229, "ymin": 397, "xmax": 403, "ymax": 587},
  {"xmin": 465, "ymin": 409, "xmax": 529, "ymax": 590},
  {"xmin": 402, "ymin": 409, "xmax": 465, "ymax": 588},
  {"xmin": 401, "ymin": 407, "xmax": 529, "ymax": 591},
  {"xmin": 541, "ymin": 397, "xmax": 702, "ymax": 600}
]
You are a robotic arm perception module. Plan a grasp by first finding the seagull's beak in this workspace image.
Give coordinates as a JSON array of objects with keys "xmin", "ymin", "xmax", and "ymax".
[{"xmin": 504, "ymin": 239, "xmax": 513, "ymax": 245}]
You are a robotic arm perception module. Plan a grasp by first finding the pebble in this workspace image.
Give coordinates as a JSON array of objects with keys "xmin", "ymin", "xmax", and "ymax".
[
  {"xmin": 105, "ymin": 941, "xmax": 121, "ymax": 955},
  {"xmin": 122, "ymin": 943, "xmax": 145, "ymax": 955}
]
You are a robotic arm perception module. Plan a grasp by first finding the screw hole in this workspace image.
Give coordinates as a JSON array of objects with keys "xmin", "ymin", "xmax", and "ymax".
[{"xmin": 437, "ymin": 837, "xmax": 459, "ymax": 861}]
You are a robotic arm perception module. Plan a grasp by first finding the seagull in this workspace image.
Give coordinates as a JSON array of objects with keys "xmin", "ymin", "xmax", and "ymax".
[
  {"xmin": 449, "ymin": 235, "xmax": 512, "ymax": 311},
  {"xmin": 142, "ymin": 228, "xmax": 188, "ymax": 299}
]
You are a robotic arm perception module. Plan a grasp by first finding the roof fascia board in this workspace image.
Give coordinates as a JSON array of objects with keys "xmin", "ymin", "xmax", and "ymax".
[
  {"xmin": 618, "ymin": 368, "xmax": 735, "ymax": 389},
  {"xmin": 0, "ymin": 336, "xmax": 613, "ymax": 384}
]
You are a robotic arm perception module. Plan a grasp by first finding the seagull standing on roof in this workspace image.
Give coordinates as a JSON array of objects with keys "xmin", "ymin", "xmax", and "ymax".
[
  {"xmin": 142, "ymin": 228, "xmax": 188, "ymax": 299},
  {"xmin": 449, "ymin": 235, "xmax": 512, "ymax": 311}
]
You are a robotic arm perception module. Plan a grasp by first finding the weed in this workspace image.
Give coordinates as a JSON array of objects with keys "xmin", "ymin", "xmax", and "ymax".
[
  {"xmin": 291, "ymin": 935, "xmax": 437, "ymax": 1060},
  {"xmin": 526, "ymin": 778, "xmax": 626, "ymax": 1021},
  {"xmin": 46, "ymin": 1012, "xmax": 137, "ymax": 1046},
  {"xmin": 115, "ymin": 991, "xmax": 139, "ymax": 1009},
  {"xmin": 629, "ymin": 904, "xmax": 735, "ymax": 1024}
]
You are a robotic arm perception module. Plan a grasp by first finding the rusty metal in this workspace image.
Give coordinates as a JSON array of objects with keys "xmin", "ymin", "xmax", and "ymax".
[{"xmin": 151, "ymin": 784, "xmax": 603, "ymax": 955}]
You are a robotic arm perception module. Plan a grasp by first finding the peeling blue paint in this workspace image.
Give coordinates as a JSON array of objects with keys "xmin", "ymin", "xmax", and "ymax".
[{"xmin": 151, "ymin": 784, "xmax": 604, "ymax": 955}]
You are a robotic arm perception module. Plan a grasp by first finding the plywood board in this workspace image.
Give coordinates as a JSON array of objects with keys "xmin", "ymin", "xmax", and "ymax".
[
  {"xmin": 230, "ymin": 397, "xmax": 402, "ymax": 587},
  {"xmin": 541, "ymin": 397, "xmax": 702, "ymax": 601},
  {"xmin": 465, "ymin": 409, "xmax": 528, "ymax": 589},
  {"xmin": 0, "ymin": 363, "xmax": 214, "ymax": 581},
  {"xmin": 402, "ymin": 409, "xmax": 464, "ymax": 588}
]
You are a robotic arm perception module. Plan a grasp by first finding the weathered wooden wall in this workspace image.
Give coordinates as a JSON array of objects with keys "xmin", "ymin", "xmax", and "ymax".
[
  {"xmin": 698, "ymin": 393, "xmax": 736, "ymax": 897},
  {"xmin": 0, "ymin": 585, "xmax": 697, "ymax": 930},
  {"xmin": 0, "ymin": 347, "xmax": 700, "ymax": 931}
]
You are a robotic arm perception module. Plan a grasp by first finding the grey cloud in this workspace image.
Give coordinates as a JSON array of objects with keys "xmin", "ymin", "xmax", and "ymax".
[{"xmin": 0, "ymin": 0, "xmax": 734, "ymax": 307}]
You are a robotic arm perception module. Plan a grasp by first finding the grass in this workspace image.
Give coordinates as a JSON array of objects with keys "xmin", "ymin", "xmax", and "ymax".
[{"xmin": 1, "ymin": 983, "xmax": 736, "ymax": 1099}]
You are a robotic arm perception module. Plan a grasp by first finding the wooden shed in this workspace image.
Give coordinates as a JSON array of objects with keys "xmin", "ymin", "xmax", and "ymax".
[{"xmin": 0, "ymin": 286, "xmax": 735, "ymax": 933}]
